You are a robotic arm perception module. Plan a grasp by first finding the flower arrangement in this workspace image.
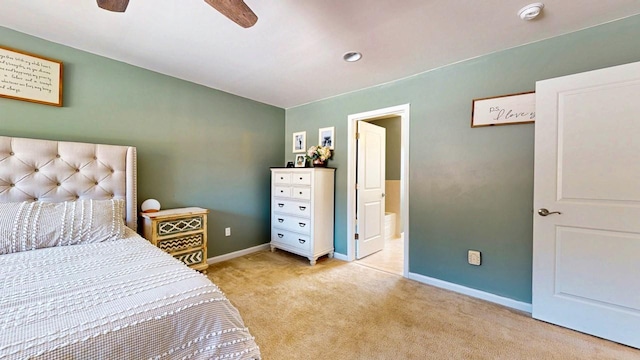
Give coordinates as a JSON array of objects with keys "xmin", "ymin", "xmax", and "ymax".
[{"xmin": 306, "ymin": 145, "xmax": 332, "ymax": 163}]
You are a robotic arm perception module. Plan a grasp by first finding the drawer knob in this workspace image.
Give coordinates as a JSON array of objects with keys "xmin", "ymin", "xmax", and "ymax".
[
  {"xmin": 278, "ymin": 203, "xmax": 284, "ymax": 207},
  {"xmin": 298, "ymin": 239, "xmax": 306, "ymax": 244},
  {"xmin": 299, "ymin": 177, "xmax": 303, "ymax": 180},
  {"xmin": 299, "ymin": 192, "xmax": 303, "ymax": 195},
  {"xmin": 280, "ymin": 190, "xmax": 284, "ymax": 193},
  {"xmin": 299, "ymin": 206, "xmax": 306, "ymax": 211},
  {"xmin": 299, "ymin": 222, "xmax": 306, "ymax": 227},
  {"xmin": 278, "ymin": 233, "xmax": 284, "ymax": 238},
  {"xmin": 278, "ymin": 218, "xmax": 284, "ymax": 223}
]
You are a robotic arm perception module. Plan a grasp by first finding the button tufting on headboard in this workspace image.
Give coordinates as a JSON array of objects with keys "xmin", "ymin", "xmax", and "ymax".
[{"xmin": 0, "ymin": 136, "xmax": 137, "ymax": 230}]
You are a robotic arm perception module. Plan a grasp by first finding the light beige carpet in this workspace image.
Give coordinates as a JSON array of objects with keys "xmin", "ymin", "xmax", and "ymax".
[{"xmin": 207, "ymin": 250, "xmax": 639, "ymax": 360}]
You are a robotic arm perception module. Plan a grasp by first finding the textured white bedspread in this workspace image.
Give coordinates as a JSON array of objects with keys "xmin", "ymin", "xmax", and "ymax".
[{"xmin": 0, "ymin": 231, "xmax": 260, "ymax": 360}]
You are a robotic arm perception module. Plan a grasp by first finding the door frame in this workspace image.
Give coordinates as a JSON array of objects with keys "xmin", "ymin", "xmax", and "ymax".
[{"xmin": 347, "ymin": 104, "xmax": 410, "ymax": 277}]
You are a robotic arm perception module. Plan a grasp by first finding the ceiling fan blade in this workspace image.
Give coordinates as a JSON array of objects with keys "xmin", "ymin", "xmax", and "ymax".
[
  {"xmin": 97, "ymin": 0, "xmax": 129, "ymax": 12},
  {"xmin": 204, "ymin": 0, "xmax": 258, "ymax": 28}
]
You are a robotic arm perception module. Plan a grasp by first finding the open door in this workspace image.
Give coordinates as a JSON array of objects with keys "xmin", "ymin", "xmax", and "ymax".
[
  {"xmin": 533, "ymin": 61, "xmax": 640, "ymax": 348},
  {"xmin": 356, "ymin": 121, "xmax": 386, "ymax": 259}
]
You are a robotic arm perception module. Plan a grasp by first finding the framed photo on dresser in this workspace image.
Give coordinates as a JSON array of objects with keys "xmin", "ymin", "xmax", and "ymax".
[{"xmin": 294, "ymin": 154, "xmax": 306, "ymax": 167}]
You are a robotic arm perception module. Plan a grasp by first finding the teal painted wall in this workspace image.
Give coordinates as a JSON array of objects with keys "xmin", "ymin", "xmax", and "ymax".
[
  {"xmin": 285, "ymin": 15, "xmax": 640, "ymax": 303},
  {"xmin": 0, "ymin": 26, "xmax": 285, "ymax": 256},
  {"xmin": 370, "ymin": 117, "xmax": 401, "ymax": 180}
]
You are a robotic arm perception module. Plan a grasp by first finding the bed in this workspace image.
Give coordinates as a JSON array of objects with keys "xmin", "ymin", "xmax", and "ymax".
[{"xmin": 0, "ymin": 136, "xmax": 261, "ymax": 359}]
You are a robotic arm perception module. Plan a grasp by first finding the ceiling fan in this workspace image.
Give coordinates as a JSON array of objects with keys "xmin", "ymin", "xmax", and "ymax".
[{"xmin": 96, "ymin": 0, "xmax": 258, "ymax": 28}]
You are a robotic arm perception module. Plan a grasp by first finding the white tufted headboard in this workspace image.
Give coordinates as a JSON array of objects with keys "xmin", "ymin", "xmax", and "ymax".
[{"xmin": 0, "ymin": 136, "xmax": 137, "ymax": 230}]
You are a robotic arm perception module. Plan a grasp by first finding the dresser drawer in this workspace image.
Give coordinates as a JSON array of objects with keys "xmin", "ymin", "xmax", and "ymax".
[
  {"xmin": 291, "ymin": 172, "xmax": 311, "ymax": 186},
  {"xmin": 157, "ymin": 216, "xmax": 204, "ymax": 236},
  {"xmin": 291, "ymin": 187, "xmax": 311, "ymax": 200},
  {"xmin": 173, "ymin": 248, "xmax": 205, "ymax": 267},
  {"xmin": 274, "ymin": 186, "xmax": 291, "ymax": 198},
  {"xmin": 273, "ymin": 172, "xmax": 291, "ymax": 185},
  {"xmin": 272, "ymin": 230, "xmax": 311, "ymax": 252},
  {"xmin": 273, "ymin": 214, "xmax": 311, "ymax": 235},
  {"xmin": 272, "ymin": 199, "xmax": 311, "ymax": 218},
  {"xmin": 158, "ymin": 233, "xmax": 204, "ymax": 252}
]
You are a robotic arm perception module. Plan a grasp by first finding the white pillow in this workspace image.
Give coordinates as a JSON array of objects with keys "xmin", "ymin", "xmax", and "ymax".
[{"xmin": 0, "ymin": 199, "xmax": 126, "ymax": 254}]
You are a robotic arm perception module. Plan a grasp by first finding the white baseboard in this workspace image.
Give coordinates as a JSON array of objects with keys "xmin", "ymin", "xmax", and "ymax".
[
  {"xmin": 332, "ymin": 252, "xmax": 348, "ymax": 261},
  {"xmin": 207, "ymin": 243, "xmax": 270, "ymax": 265},
  {"xmin": 207, "ymin": 246, "xmax": 531, "ymax": 312},
  {"xmin": 408, "ymin": 272, "xmax": 532, "ymax": 313}
]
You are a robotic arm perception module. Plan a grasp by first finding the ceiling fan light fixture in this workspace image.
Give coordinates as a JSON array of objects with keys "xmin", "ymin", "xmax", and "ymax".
[
  {"xmin": 518, "ymin": 3, "xmax": 544, "ymax": 20},
  {"xmin": 204, "ymin": 0, "xmax": 258, "ymax": 28},
  {"xmin": 343, "ymin": 52, "xmax": 362, "ymax": 62},
  {"xmin": 96, "ymin": 0, "xmax": 129, "ymax": 12}
]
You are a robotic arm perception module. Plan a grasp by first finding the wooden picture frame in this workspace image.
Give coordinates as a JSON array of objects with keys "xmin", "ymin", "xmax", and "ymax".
[
  {"xmin": 294, "ymin": 154, "xmax": 306, "ymax": 168},
  {"xmin": 0, "ymin": 45, "xmax": 63, "ymax": 107},
  {"xmin": 471, "ymin": 91, "xmax": 535, "ymax": 127},
  {"xmin": 293, "ymin": 131, "xmax": 306, "ymax": 153},
  {"xmin": 319, "ymin": 126, "xmax": 335, "ymax": 149}
]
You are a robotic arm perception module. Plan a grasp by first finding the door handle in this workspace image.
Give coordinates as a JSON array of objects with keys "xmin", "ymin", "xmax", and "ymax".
[{"xmin": 538, "ymin": 208, "xmax": 561, "ymax": 216}]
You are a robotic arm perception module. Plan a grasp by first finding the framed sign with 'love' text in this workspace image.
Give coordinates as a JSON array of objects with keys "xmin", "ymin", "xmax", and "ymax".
[{"xmin": 471, "ymin": 91, "xmax": 534, "ymax": 127}]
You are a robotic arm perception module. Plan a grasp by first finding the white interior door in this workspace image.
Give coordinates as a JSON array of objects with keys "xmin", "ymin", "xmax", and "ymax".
[
  {"xmin": 356, "ymin": 121, "xmax": 386, "ymax": 259},
  {"xmin": 533, "ymin": 61, "xmax": 640, "ymax": 348}
]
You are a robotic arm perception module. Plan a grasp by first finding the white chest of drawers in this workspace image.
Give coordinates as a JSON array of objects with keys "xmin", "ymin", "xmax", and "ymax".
[{"xmin": 270, "ymin": 168, "xmax": 335, "ymax": 265}]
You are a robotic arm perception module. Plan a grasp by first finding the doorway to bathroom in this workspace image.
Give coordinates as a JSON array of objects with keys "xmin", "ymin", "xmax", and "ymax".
[{"xmin": 346, "ymin": 104, "xmax": 409, "ymax": 277}]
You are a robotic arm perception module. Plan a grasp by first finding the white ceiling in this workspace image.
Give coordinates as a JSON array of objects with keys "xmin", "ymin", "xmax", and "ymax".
[{"xmin": 1, "ymin": 1, "xmax": 639, "ymax": 108}]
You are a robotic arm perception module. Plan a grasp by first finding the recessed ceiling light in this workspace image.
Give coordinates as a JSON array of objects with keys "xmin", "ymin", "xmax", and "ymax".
[
  {"xmin": 343, "ymin": 51, "xmax": 362, "ymax": 62},
  {"xmin": 518, "ymin": 2, "xmax": 544, "ymax": 21}
]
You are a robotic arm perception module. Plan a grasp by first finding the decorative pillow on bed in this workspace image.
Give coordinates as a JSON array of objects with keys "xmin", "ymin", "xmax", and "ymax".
[{"xmin": 0, "ymin": 199, "xmax": 126, "ymax": 254}]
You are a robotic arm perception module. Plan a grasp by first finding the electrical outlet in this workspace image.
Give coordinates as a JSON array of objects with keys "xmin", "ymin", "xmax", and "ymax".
[
  {"xmin": 225, "ymin": 227, "xmax": 231, "ymax": 237},
  {"xmin": 468, "ymin": 250, "xmax": 481, "ymax": 266}
]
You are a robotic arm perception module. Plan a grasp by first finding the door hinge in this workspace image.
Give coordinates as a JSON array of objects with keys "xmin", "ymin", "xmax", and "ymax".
[
  {"xmin": 355, "ymin": 233, "xmax": 359, "ymax": 240},
  {"xmin": 355, "ymin": 183, "xmax": 359, "ymax": 190},
  {"xmin": 356, "ymin": 132, "xmax": 360, "ymax": 140}
]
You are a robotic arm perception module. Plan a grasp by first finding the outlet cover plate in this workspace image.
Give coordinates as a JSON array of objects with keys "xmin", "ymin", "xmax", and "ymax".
[{"xmin": 468, "ymin": 250, "xmax": 481, "ymax": 266}]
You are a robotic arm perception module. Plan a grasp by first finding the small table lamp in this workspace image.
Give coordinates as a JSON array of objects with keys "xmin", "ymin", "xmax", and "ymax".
[{"xmin": 141, "ymin": 199, "xmax": 161, "ymax": 213}]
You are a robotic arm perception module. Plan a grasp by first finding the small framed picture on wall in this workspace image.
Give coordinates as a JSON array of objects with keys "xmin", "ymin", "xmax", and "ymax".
[
  {"xmin": 293, "ymin": 131, "xmax": 306, "ymax": 153},
  {"xmin": 294, "ymin": 154, "xmax": 306, "ymax": 167},
  {"xmin": 319, "ymin": 127, "xmax": 335, "ymax": 149}
]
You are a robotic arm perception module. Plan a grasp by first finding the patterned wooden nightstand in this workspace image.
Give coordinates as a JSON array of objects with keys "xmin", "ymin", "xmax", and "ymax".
[{"xmin": 141, "ymin": 207, "xmax": 209, "ymax": 273}]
